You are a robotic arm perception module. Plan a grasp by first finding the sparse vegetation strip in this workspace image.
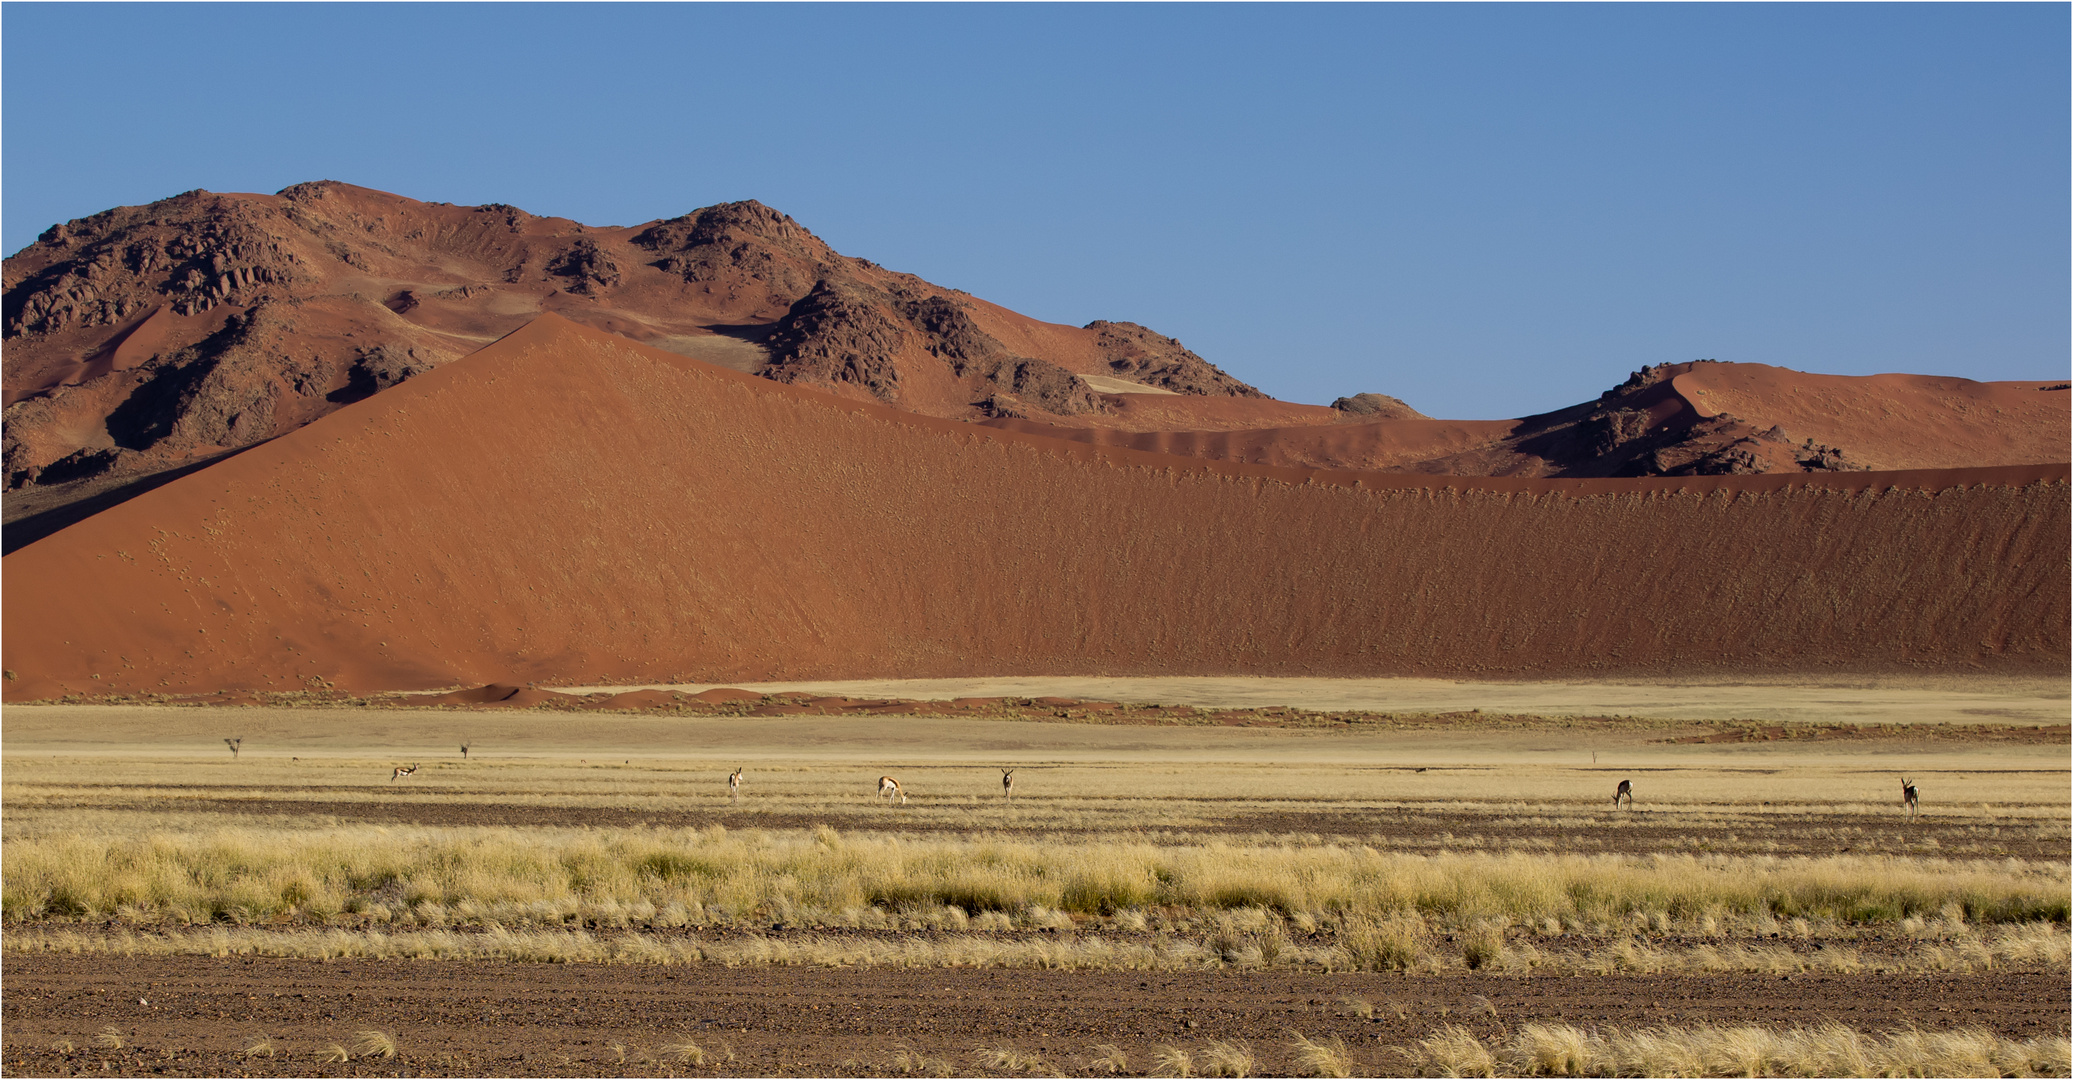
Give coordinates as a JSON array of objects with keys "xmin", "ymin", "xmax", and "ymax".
[
  {"xmin": 6, "ymin": 919, "xmax": 2064, "ymax": 975},
  {"xmin": 1401, "ymin": 1021, "xmax": 2070, "ymax": 1078},
  {"xmin": 7, "ymin": 827, "xmax": 2063, "ymax": 928}
]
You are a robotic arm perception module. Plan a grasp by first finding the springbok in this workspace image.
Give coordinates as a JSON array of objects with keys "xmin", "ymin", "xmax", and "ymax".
[
  {"xmin": 1613, "ymin": 779, "xmax": 1633, "ymax": 809},
  {"xmin": 729, "ymin": 767, "xmax": 744, "ymax": 803},
  {"xmin": 224, "ymin": 738, "xmax": 242, "ymax": 758},
  {"xmin": 1001, "ymin": 768, "xmax": 1015, "ymax": 800},
  {"xmin": 1901, "ymin": 777, "xmax": 1920, "ymax": 818},
  {"xmin": 878, "ymin": 775, "xmax": 906, "ymax": 806},
  {"xmin": 391, "ymin": 763, "xmax": 419, "ymax": 782}
]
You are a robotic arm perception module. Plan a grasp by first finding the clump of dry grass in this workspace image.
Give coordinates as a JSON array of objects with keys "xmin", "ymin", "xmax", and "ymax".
[
  {"xmin": 1153, "ymin": 1044, "xmax": 1196, "ymax": 1077},
  {"xmin": 1287, "ymin": 1033, "xmax": 1355, "ymax": 1077},
  {"xmin": 1084, "ymin": 1043, "xmax": 1131, "ymax": 1074},
  {"xmin": 240, "ymin": 1035, "xmax": 275, "ymax": 1058},
  {"xmin": 973, "ymin": 1045, "xmax": 1051, "ymax": 1074},
  {"xmin": 890, "ymin": 1044, "xmax": 956, "ymax": 1076},
  {"xmin": 350, "ymin": 1030, "xmax": 396, "ymax": 1059},
  {"xmin": 92, "ymin": 1026, "xmax": 125, "ymax": 1050},
  {"xmin": 1200, "ymin": 1039, "xmax": 1256, "ymax": 1077},
  {"xmin": 660, "ymin": 1037, "xmax": 706, "ymax": 1065},
  {"xmin": 1340, "ymin": 911, "xmax": 1430, "ymax": 971},
  {"xmin": 1406, "ymin": 1021, "xmax": 2073, "ymax": 1077}
]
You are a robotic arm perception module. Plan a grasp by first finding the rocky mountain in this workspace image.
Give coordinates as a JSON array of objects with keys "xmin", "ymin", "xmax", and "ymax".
[
  {"xmin": 3, "ymin": 182, "xmax": 1259, "ymax": 538},
  {"xmin": 6, "ymin": 183, "xmax": 2066, "ymax": 554}
]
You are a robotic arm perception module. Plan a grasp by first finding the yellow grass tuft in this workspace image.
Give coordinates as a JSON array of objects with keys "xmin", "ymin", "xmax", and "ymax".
[
  {"xmin": 661, "ymin": 1038, "xmax": 706, "ymax": 1065},
  {"xmin": 1153, "ymin": 1044, "xmax": 1195, "ymax": 1077},
  {"xmin": 1200, "ymin": 1039, "xmax": 1256, "ymax": 1078},
  {"xmin": 1084, "ymin": 1043, "xmax": 1132, "ymax": 1074},
  {"xmin": 890, "ymin": 1044, "xmax": 956, "ymax": 1076},
  {"xmin": 350, "ymin": 1030, "xmax": 396, "ymax": 1059},
  {"xmin": 973, "ymin": 1045, "xmax": 1050, "ymax": 1074},
  {"xmin": 1287, "ymin": 1033, "xmax": 1355, "ymax": 1078}
]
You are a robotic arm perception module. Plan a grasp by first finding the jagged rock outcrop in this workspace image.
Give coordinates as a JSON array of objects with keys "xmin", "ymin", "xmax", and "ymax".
[
  {"xmin": 761, "ymin": 279, "xmax": 910, "ymax": 400},
  {"xmin": 1330, "ymin": 392, "xmax": 1427, "ymax": 420},
  {"xmin": 630, "ymin": 200, "xmax": 834, "ymax": 307},
  {"xmin": 1086, "ymin": 321, "xmax": 1265, "ymax": 398}
]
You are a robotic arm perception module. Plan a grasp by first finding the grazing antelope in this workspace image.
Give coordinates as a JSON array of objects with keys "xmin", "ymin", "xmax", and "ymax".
[
  {"xmin": 1001, "ymin": 768, "xmax": 1015, "ymax": 800},
  {"xmin": 1613, "ymin": 779, "xmax": 1633, "ymax": 809},
  {"xmin": 1902, "ymin": 777, "xmax": 1920, "ymax": 818},
  {"xmin": 391, "ymin": 763, "xmax": 419, "ymax": 782},
  {"xmin": 878, "ymin": 775, "xmax": 906, "ymax": 806},
  {"xmin": 224, "ymin": 738, "xmax": 242, "ymax": 758},
  {"xmin": 729, "ymin": 766, "xmax": 744, "ymax": 803}
]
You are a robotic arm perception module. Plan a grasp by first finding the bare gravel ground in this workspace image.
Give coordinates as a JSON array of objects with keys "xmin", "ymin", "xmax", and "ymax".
[{"xmin": 5, "ymin": 955, "xmax": 2066, "ymax": 1077}]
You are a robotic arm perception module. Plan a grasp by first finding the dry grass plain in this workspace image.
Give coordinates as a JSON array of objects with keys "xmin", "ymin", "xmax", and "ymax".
[{"xmin": 2, "ymin": 685, "xmax": 2067, "ymax": 1077}]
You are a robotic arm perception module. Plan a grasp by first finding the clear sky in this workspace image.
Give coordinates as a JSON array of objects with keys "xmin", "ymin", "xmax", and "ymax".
[{"xmin": 5, "ymin": 3, "xmax": 2065, "ymax": 419}]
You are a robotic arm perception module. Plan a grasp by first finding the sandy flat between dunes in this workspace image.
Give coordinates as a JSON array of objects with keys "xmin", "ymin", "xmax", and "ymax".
[
  {"xmin": 552, "ymin": 674, "xmax": 2070, "ymax": 726},
  {"xmin": 5, "ymin": 702, "xmax": 2064, "ymax": 798}
]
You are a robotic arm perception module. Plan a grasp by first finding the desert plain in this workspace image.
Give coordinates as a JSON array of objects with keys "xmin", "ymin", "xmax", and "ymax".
[
  {"xmin": 4, "ymin": 676, "xmax": 2069, "ymax": 1077},
  {"xmin": 3, "ymin": 185, "xmax": 2069, "ymax": 1076}
]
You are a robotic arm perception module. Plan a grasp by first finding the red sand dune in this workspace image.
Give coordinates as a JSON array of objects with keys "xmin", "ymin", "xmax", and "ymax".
[{"xmin": 2, "ymin": 316, "xmax": 2065, "ymax": 701}]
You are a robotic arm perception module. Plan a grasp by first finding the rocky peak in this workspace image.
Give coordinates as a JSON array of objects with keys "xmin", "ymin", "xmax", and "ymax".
[{"xmin": 1330, "ymin": 393, "xmax": 1428, "ymax": 420}]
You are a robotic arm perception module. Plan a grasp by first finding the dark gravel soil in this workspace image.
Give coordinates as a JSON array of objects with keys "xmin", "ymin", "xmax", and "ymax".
[
  {"xmin": 4, "ymin": 954, "xmax": 2066, "ymax": 1077},
  {"xmin": 30, "ymin": 793, "xmax": 2064, "ymax": 860}
]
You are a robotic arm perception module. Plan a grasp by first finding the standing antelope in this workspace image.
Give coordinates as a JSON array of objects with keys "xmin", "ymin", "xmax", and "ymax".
[
  {"xmin": 878, "ymin": 775, "xmax": 906, "ymax": 806},
  {"xmin": 224, "ymin": 738, "xmax": 242, "ymax": 758},
  {"xmin": 1901, "ymin": 777, "xmax": 1920, "ymax": 818},
  {"xmin": 729, "ymin": 767, "xmax": 744, "ymax": 803},
  {"xmin": 1001, "ymin": 768, "xmax": 1015, "ymax": 800},
  {"xmin": 1613, "ymin": 779, "xmax": 1633, "ymax": 809},
  {"xmin": 391, "ymin": 763, "xmax": 419, "ymax": 782}
]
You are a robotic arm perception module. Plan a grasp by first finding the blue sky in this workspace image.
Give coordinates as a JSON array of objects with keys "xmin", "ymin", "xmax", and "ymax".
[{"xmin": 5, "ymin": 3, "xmax": 2065, "ymax": 418}]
